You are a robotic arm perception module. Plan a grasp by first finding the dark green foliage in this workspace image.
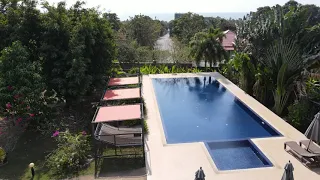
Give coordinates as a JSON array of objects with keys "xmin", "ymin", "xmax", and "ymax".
[
  {"xmin": 206, "ymin": 17, "xmax": 237, "ymax": 31},
  {"xmin": 287, "ymin": 99, "xmax": 312, "ymax": 131},
  {"xmin": 159, "ymin": 20, "xmax": 169, "ymax": 36},
  {"xmin": 108, "ymin": 60, "xmax": 126, "ymax": 77},
  {"xmin": 0, "ymin": 147, "xmax": 6, "ymax": 164},
  {"xmin": 122, "ymin": 120, "xmax": 148, "ymax": 134},
  {"xmin": 40, "ymin": 1, "xmax": 71, "ymax": 98},
  {"xmin": 41, "ymin": 2, "xmax": 116, "ymax": 104},
  {"xmin": 0, "ymin": 0, "xmax": 42, "ymax": 60},
  {"xmin": 0, "ymin": 1, "xmax": 117, "ymax": 136},
  {"xmin": 103, "ymin": 12, "xmax": 121, "ymax": 31},
  {"xmin": 46, "ymin": 130, "xmax": 91, "ymax": 177},
  {"xmin": 228, "ymin": 52, "xmax": 255, "ymax": 94},
  {"xmin": 0, "ymin": 41, "xmax": 56, "ymax": 151},
  {"xmin": 117, "ymin": 41, "xmax": 138, "ymax": 63},
  {"xmin": 129, "ymin": 65, "xmax": 203, "ymax": 75},
  {"xmin": 170, "ymin": 12, "xmax": 206, "ymax": 44},
  {"xmin": 306, "ymin": 77, "xmax": 320, "ymax": 101},
  {"xmin": 0, "ymin": 41, "xmax": 45, "ymax": 115},
  {"xmin": 233, "ymin": 1, "xmax": 320, "ymax": 118},
  {"xmin": 127, "ymin": 15, "xmax": 161, "ymax": 47},
  {"xmin": 189, "ymin": 28, "xmax": 228, "ymax": 68}
]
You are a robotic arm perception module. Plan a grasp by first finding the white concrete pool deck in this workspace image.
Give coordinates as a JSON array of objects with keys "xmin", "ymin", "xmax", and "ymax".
[{"xmin": 143, "ymin": 72, "xmax": 320, "ymax": 180}]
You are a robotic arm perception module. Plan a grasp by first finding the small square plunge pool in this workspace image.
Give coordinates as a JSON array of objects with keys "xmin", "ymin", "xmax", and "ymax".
[{"xmin": 205, "ymin": 140, "xmax": 273, "ymax": 170}]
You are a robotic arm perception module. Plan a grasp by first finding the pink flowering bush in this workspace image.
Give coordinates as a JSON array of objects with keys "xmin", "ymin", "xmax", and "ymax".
[
  {"xmin": 46, "ymin": 130, "xmax": 90, "ymax": 177},
  {"xmin": 0, "ymin": 42, "xmax": 58, "ymax": 138}
]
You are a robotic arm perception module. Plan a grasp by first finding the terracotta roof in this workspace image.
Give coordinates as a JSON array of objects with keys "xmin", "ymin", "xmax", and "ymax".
[{"xmin": 222, "ymin": 30, "xmax": 236, "ymax": 51}]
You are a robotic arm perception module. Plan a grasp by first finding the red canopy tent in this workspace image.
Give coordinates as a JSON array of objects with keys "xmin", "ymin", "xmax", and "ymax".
[
  {"xmin": 108, "ymin": 77, "xmax": 140, "ymax": 87},
  {"xmin": 92, "ymin": 104, "xmax": 142, "ymax": 123}
]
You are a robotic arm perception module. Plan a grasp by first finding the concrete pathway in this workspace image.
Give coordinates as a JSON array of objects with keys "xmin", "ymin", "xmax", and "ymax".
[{"xmin": 155, "ymin": 33, "xmax": 172, "ymax": 51}]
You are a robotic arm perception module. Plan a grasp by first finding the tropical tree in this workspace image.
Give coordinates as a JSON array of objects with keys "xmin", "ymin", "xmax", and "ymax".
[
  {"xmin": 229, "ymin": 52, "xmax": 256, "ymax": 94},
  {"xmin": 170, "ymin": 12, "xmax": 206, "ymax": 44},
  {"xmin": 41, "ymin": 2, "xmax": 116, "ymax": 104},
  {"xmin": 0, "ymin": 41, "xmax": 46, "ymax": 151},
  {"xmin": 262, "ymin": 39, "xmax": 303, "ymax": 115},
  {"xmin": 170, "ymin": 37, "xmax": 192, "ymax": 64},
  {"xmin": 189, "ymin": 28, "xmax": 228, "ymax": 68},
  {"xmin": 127, "ymin": 14, "xmax": 161, "ymax": 47},
  {"xmin": 103, "ymin": 12, "xmax": 121, "ymax": 31},
  {"xmin": 206, "ymin": 17, "xmax": 238, "ymax": 31},
  {"xmin": 232, "ymin": 0, "xmax": 320, "ymax": 119}
]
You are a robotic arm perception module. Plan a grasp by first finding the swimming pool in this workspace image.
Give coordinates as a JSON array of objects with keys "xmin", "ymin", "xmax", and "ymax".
[
  {"xmin": 152, "ymin": 77, "xmax": 281, "ymax": 144},
  {"xmin": 205, "ymin": 140, "xmax": 273, "ymax": 170}
]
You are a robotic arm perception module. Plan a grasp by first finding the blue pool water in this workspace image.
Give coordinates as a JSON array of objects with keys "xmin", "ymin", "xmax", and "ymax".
[
  {"xmin": 152, "ymin": 77, "xmax": 280, "ymax": 144},
  {"xmin": 206, "ymin": 140, "xmax": 273, "ymax": 170}
]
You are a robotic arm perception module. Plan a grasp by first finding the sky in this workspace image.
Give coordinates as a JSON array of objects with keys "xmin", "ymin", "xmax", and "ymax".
[{"xmin": 45, "ymin": 0, "xmax": 320, "ymax": 20}]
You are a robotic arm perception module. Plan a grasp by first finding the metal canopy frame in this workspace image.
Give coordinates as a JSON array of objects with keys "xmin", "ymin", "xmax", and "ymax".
[
  {"xmin": 93, "ymin": 66, "xmax": 145, "ymax": 178},
  {"xmin": 92, "ymin": 103, "xmax": 145, "ymax": 178}
]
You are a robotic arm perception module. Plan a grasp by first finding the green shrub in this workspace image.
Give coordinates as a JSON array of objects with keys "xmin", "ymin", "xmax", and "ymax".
[
  {"xmin": 306, "ymin": 78, "xmax": 320, "ymax": 100},
  {"xmin": 122, "ymin": 120, "xmax": 148, "ymax": 134},
  {"xmin": 0, "ymin": 147, "xmax": 7, "ymax": 164},
  {"xmin": 143, "ymin": 120, "xmax": 149, "ymax": 134},
  {"xmin": 46, "ymin": 130, "xmax": 91, "ymax": 177},
  {"xmin": 123, "ymin": 120, "xmax": 139, "ymax": 127},
  {"xmin": 110, "ymin": 60, "xmax": 126, "ymax": 76},
  {"xmin": 187, "ymin": 68, "xmax": 203, "ymax": 73},
  {"xmin": 287, "ymin": 99, "xmax": 312, "ymax": 131},
  {"xmin": 128, "ymin": 67, "xmax": 140, "ymax": 74},
  {"xmin": 130, "ymin": 65, "xmax": 202, "ymax": 75},
  {"xmin": 140, "ymin": 65, "xmax": 158, "ymax": 74}
]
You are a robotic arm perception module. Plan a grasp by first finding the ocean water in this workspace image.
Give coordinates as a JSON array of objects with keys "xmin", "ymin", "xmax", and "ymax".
[{"xmin": 119, "ymin": 12, "xmax": 247, "ymax": 21}]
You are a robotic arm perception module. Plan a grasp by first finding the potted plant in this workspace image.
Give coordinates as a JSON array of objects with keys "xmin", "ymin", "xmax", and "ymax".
[{"xmin": 0, "ymin": 147, "xmax": 8, "ymax": 166}]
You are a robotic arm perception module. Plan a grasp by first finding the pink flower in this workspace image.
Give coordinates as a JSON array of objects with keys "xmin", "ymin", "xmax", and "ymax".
[
  {"xmin": 14, "ymin": 94, "xmax": 19, "ymax": 99},
  {"xmin": 26, "ymin": 106, "xmax": 30, "ymax": 110},
  {"xmin": 6, "ymin": 103, "xmax": 12, "ymax": 109},
  {"xmin": 52, "ymin": 131, "xmax": 59, "ymax": 137},
  {"xmin": 17, "ymin": 117, "xmax": 22, "ymax": 123},
  {"xmin": 3, "ymin": 117, "xmax": 8, "ymax": 121},
  {"xmin": 29, "ymin": 113, "xmax": 35, "ymax": 117},
  {"xmin": 7, "ymin": 86, "xmax": 13, "ymax": 90},
  {"xmin": 81, "ymin": 131, "xmax": 87, "ymax": 136}
]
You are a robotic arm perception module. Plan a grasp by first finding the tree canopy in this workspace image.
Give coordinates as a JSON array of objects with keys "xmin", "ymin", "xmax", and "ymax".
[
  {"xmin": 227, "ymin": 0, "xmax": 320, "ymax": 119},
  {"xmin": 170, "ymin": 12, "xmax": 206, "ymax": 44}
]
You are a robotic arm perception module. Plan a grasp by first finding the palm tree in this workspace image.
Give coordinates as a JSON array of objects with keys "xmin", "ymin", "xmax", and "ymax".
[
  {"xmin": 189, "ymin": 28, "xmax": 228, "ymax": 68},
  {"xmin": 261, "ymin": 39, "xmax": 303, "ymax": 115}
]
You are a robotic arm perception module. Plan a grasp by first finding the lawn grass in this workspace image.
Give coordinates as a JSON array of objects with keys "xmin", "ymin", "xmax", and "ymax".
[
  {"xmin": 0, "ymin": 131, "xmax": 145, "ymax": 180},
  {"xmin": 97, "ymin": 146, "xmax": 145, "ymax": 178},
  {"xmin": 0, "ymin": 131, "xmax": 56, "ymax": 180},
  {"xmin": 0, "ymin": 131, "xmax": 95, "ymax": 180}
]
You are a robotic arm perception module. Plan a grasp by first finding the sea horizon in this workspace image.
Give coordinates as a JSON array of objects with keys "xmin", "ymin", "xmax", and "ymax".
[{"xmin": 119, "ymin": 12, "xmax": 248, "ymax": 21}]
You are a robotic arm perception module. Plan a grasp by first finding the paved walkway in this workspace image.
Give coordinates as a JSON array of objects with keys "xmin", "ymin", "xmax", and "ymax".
[{"xmin": 155, "ymin": 33, "xmax": 172, "ymax": 51}]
